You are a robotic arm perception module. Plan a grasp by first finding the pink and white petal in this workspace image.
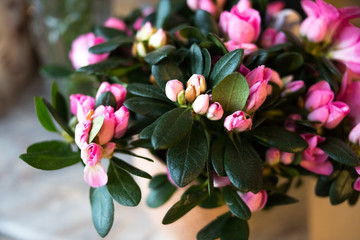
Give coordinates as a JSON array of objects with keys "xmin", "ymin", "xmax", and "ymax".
[
  {"xmin": 301, "ymin": 0, "xmax": 320, "ymax": 16},
  {"xmin": 84, "ymin": 163, "xmax": 108, "ymax": 188}
]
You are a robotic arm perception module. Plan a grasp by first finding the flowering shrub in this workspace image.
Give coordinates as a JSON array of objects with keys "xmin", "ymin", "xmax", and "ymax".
[{"xmin": 20, "ymin": 0, "xmax": 360, "ymax": 239}]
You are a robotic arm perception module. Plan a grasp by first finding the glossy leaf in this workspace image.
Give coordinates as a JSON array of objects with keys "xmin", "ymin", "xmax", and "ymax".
[
  {"xmin": 95, "ymin": 91, "xmax": 117, "ymax": 109},
  {"xmin": 88, "ymin": 116, "xmax": 105, "ymax": 143},
  {"xmin": 179, "ymin": 26, "xmax": 205, "ymax": 41},
  {"xmin": 89, "ymin": 36, "xmax": 133, "ymax": 54},
  {"xmin": 127, "ymin": 83, "xmax": 169, "ymax": 102},
  {"xmin": 196, "ymin": 212, "xmax": 231, "ymax": 240},
  {"xmin": 51, "ymin": 82, "xmax": 68, "ymax": 122},
  {"xmin": 273, "ymin": 52, "xmax": 303, "ymax": 75},
  {"xmin": 222, "ymin": 186, "xmax": 251, "ymax": 220},
  {"xmin": 329, "ymin": 170, "xmax": 354, "ymax": 205},
  {"xmin": 94, "ymin": 26, "xmax": 127, "ymax": 40},
  {"xmin": 202, "ymin": 48, "xmax": 211, "ymax": 79},
  {"xmin": 220, "ymin": 217, "xmax": 249, "ymax": 240},
  {"xmin": 111, "ymin": 157, "xmax": 152, "ymax": 179},
  {"xmin": 152, "ymin": 60, "xmax": 185, "ymax": 90},
  {"xmin": 194, "ymin": 10, "xmax": 219, "ymax": 36},
  {"xmin": 156, "ymin": 0, "xmax": 171, "ymax": 28},
  {"xmin": 34, "ymin": 97, "xmax": 58, "ymax": 132},
  {"xmin": 144, "ymin": 45, "xmax": 177, "ymax": 65},
  {"xmin": 78, "ymin": 59, "xmax": 126, "ymax": 74},
  {"xmin": 124, "ymin": 97, "xmax": 173, "ymax": 118},
  {"xmin": 139, "ymin": 119, "xmax": 160, "ymax": 139},
  {"xmin": 190, "ymin": 43, "xmax": 204, "ymax": 75},
  {"xmin": 207, "ymin": 33, "xmax": 228, "ymax": 55},
  {"xmin": 41, "ymin": 64, "xmax": 72, "ymax": 79},
  {"xmin": 147, "ymin": 174, "xmax": 177, "ymax": 208},
  {"xmin": 265, "ymin": 193, "xmax": 299, "ymax": 207},
  {"xmin": 211, "ymin": 137, "xmax": 226, "ymax": 176}
]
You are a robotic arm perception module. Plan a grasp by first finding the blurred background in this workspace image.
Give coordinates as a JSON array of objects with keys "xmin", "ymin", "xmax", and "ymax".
[{"xmin": 0, "ymin": 0, "xmax": 359, "ymax": 239}]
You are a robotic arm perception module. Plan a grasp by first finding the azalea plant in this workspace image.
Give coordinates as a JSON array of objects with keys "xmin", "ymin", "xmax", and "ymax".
[{"xmin": 20, "ymin": 0, "xmax": 360, "ymax": 239}]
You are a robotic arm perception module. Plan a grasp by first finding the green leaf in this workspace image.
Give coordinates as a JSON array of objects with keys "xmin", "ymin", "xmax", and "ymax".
[
  {"xmin": 265, "ymin": 193, "xmax": 299, "ymax": 207},
  {"xmin": 167, "ymin": 123, "xmax": 208, "ymax": 187},
  {"xmin": 211, "ymin": 137, "xmax": 226, "ymax": 176},
  {"xmin": 202, "ymin": 48, "xmax": 211, "ymax": 79},
  {"xmin": 179, "ymin": 26, "xmax": 206, "ymax": 41},
  {"xmin": 200, "ymin": 190, "xmax": 225, "ymax": 209},
  {"xmin": 222, "ymin": 186, "xmax": 251, "ymax": 220},
  {"xmin": 212, "ymin": 72, "xmax": 249, "ymax": 113},
  {"xmin": 41, "ymin": 64, "xmax": 72, "ymax": 78},
  {"xmin": 315, "ymin": 176, "xmax": 331, "ymax": 197},
  {"xmin": 139, "ymin": 119, "xmax": 160, "ymax": 139},
  {"xmin": 78, "ymin": 59, "xmax": 126, "ymax": 74},
  {"xmin": 20, "ymin": 141, "xmax": 80, "ymax": 170},
  {"xmin": 34, "ymin": 97, "xmax": 58, "ymax": 132},
  {"xmin": 95, "ymin": 91, "xmax": 117, "ymax": 109},
  {"xmin": 117, "ymin": 150, "xmax": 154, "ymax": 162},
  {"xmin": 127, "ymin": 83, "xmax": 170, "ymax": 102},
  {"xmin": 162, "ymin": 187, "xmax": 208, "ymax": 224},
  {"xmin": 144, "ymin": 45, "xmax": 176, "ymax": 65},
  {"xmin": 156, "ymin": 0, "xmax": 171, "ymax": 28},
  {"xmin": 152, "ymin": 60, "xmax": 185, "ymax": 90},
  {"xmin": 111, "ymin": 157, "xmax": 152, "ymax": 179},
  {"xmin": 196, "ymin": 212, "xmax": 231, "ymax": 240},
  {"xmin": 209, "ymin": 49, "xmax": 244, "ymax": 87},
  {"xmin": 190, "ymin": 43, "xmax": 204, "ymax": 75},
  {"xmin": 152, "ymin": 108, "xmax": 193, "ymax": 149},
  {"xmin": 194, "ymin": 10, "xmax": 220, "ymax": 36},
  {"xmin": 224, "ymin": 136, "xmax": 263, "ymax": 192},
  {"xmin": 90, "ymin": 186, "xmax": 114, "ymax": 237},
  {"xmin": 220, "ymin": 217, "xmax": 249, "ymax": 240},
  {"xmin": 250, "ymin": 126, "xmax": 309, "ymax": 153},
  {"xmin": 273, "ymin": 52, "xmax": 303, "ymax": 75},
  {"xmin": 88, "ymin": 116, "xmax": 104, "ymax": 143},
  {"xmin": 107, "ymin": 163, "xmax": 141, "ymax": 206},
  {"xmin": 207, "ymin": 33, "xmax": 228, "ymax": 55},
  {"xmin": 124, "ymin": 97, "xmax": 173, "ymax": 118},
  {"xmin": 94, "ymin": 26, "xmax": 127, "ymax": 40},
  {"xmin": 319, "ymin": 137, "xmax": 359, "ymax": 167},
  {"xmin": 147, "ymin": 175, "xmax": 177, "ymax": 208},
  {"xmin": 89, "ymin": 36, "xmax": 133, "ymax": 54},
  {"xmin": 51, "ymin": 82, "xmax": 68, "ymax": 122},
  {"xmin": 329, "ymin": 170, "xmax": 354, "ymax": 205}
]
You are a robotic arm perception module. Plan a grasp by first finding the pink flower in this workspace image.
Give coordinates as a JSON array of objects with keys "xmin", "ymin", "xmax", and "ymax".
[
  {"xmin": 81, "ymin": 143, "xmax": 103, "ymax": 166},
  {"xmin": 300, "ymin": 134, "xmax": 333, "ymax": 176},
  {"xmin": 284, "ymin": 114, "xmax": 302, "ymax": 132},
  {"xmin": 244, "ymin": 66, "xmax": 272, "ymax": 113},
  {"xmin": 354, "ymin": 177, "xmax": 360, "ymax": 191},
  {"xmin": 96, "ymin": 82, "xmax": 127, "ymax": 110},
  {"xmin": 213, "ymin": 174, "xmax": 231, "ymax": 188},
  {"xmin": 84, "ymin": 163, "xmax": 108, "ymax": 188},
  {"xmin": 114, "ymin": 106, "xmax": 130, "ymax": 139},
  {"xmin": 280, "ymin": 152, "xmax": 295, "ymax": 165},
  {"xmin": 206, "ymin": 102, "xmax": 224, "ymax": 120},
  {"xmin": 69, "ymin": 33, "xmax": 109, "ymax": 69},
  {"xmin": 192, "ymin": 94, "xmax": 210, "ymax": 115},
  {"xmin": 103, "ymin": 142, "xmax": 116, "ymax": 159},
  {"xmin": 308, "ymin": 102, "xmax": 349, "ymax": 129},
  {"xmin": 187, "ymin": 0, "xmax": 217, "ymax": 16},
  {"xmin": 349, "ymin": 123, "xmax": 360, "ymax": 145},
  {"xmin": 266, "ymin": 1, "xmax": 285, "ymax": 17},
  {"xmin": 224, "ymin": 111, "xmax": 252, "ymax": 132},
  {"xmin": 165, "ymin": 80, "xmax": 184, "ymax": 102},
  {"xmin": 266, "ymin": 148, "xmax": 280, "ymax": 165},
  {"xmin": 70, "ymin": 94, "xmax": 95, "ymax": 122},
  {"xmin": 93, "ymin": 106, "xmax": 116, "ymax": 145},
  {"xmin": 224, "ymin": 41, "xmax": 258, "ymax": 56},
  {"xmin": 133, "ymin": 18, "xmax": 143, "ymax": 31},
  {"xmin": 305, "ymin": 81, "xmax": 334, "ymax": 111},
  {"xmin": 104, "ymin": 17, "xmax": 127, "ymax": 31},
  {"xmin": 260, "ymin": 28, "xmax": 287, "ymax": 48},
  {"xmin": 75, "ymin": 120, "xmax": 92, "ymax": 149},
  {"xmin": 238, "ymin": 190, "xmax": 268, "ymax": 212},
  {"xmin": 148, "ymin": 29, "xmax": 167, "ymax": 49},
  {"xmin": 219, "ymin": 0, "xmax": 261, "ymax": 44},
  {"xmin": 281, "ymin": 80, "xmax": 304, "ymax": 97}
]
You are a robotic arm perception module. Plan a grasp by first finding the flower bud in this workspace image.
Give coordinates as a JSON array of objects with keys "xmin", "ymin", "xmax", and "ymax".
[
  {"xmin": 213, "ymin": 174, "xmax": 231, "ymax": 188},
  {"xmin": 148, "ymin": 29, "xmax": 167, "ymax": 50},
  {"xmin": 177, "ymin": 90, "xmax": 186, "ymax": 105},
  {"xmin": 265, "ymin": 148, "xmax": 280, "ymax": 166},
  {"xmin": 354, "ymin": 177, "xmax": 360, "ymax": 191},
  {"xmin": 224, "ymin": 111, "xmax": 252, "ymax": 132},
  {"xmin": 70, "ymin": 94, "xmax": 95, "ymax": 122},
  {"xmin": 136, "ymin": 22, "xmax": 156, "ymax": 41},
  {"xmin": 81, "ymin": 143, "xmax": 103, "ymax": 167},
  {"xmin": 349, "ymin": 123, "xmax": 360, "ymax": 145},
  {"xmin": 114, "ymin": 106, "xmax": 130, "ymax": 138},
  {"xmin": 187, "ymin": 74, "xmax": 207, "ymax": 96},
  {"xmin": 193, "ymin": 94, "xmax": 210, "ymax": 115},
  {"xmin": 305, "ymin": 81, "xmax": 334, "ymax": 111},
  {"xmin": 96, "ymin": 82, "xmax": 127, "ymax": 109},
  {"xmin": 185, "ymin": 85, "xmax": 197, "ymax": 103},
  {"xmin": 84, "ymin": 163, "xmax": 108, "ymax": 188},
  {"xmin": 93, "ymin": 106, "xmax": 116, "ymax": 145},
  {"xmin": 103, "ymin": 142, "xmax": 116, "ymax": 159},
  {"xmin": 206, "ymin": 102, "xmax": 224, "ymax": 120},
  {"xmin": 280, "ymin": 152, "xmax": 295, "ymax": 165},
  {"xmin": 104, "ymin": 17, "xmax": 127, "ymax": 32},
  {"xmin": 324, "ymin": 101, "xmax": 350, "ymax": 129},
  {"xmin": 281, "ymin": 80, "xmax": 304, "ymax": 97},
  {"xmin": 238, "ymin": 190, "xmax": 268, "ymax": 212},
  {"xmin": 165, "ymin": 80, "xmax": 184, "ymax": 102},
  {"xmin": 75, "ymin": 120, "xmax": 92, "ymax": 149},
  {"xmin": 135, "ymin": 42, "xmax": 148, "ymax": 58}
]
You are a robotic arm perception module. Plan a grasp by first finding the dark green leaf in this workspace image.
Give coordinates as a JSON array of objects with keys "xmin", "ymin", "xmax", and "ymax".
[
  {"xmin": 211, "ymin": 137, "xmax": 226, "ymax": 176},
  {"xmin": 89, "ymin": 36, "xmax": 133, "ymax": 54},
  {"xmin": 139, "ymin": 119, "xmax": 159, "ymax": 139},
  {"xmin": 34, "ymin": 97, "xmax": 58, "ymax": 132},
  {"xmin": 190, "ymin": 43, "xmax": 204, "ymax": 75},
  {"xmin": 265, "ymin": 193, "xmax": 298, "ymax": 207},
  {"xmin": 117, "ymin": 150, "xmax": 154, "ymax": 162},
  {"xmin": 220, "ymin": 217, "xmax": 249, "ymax": 240},
  {"xmin": 27, "ymin": 140, "xmax": 72, "ymax": 153},
  {"xmin": 94, "ymin": 26, "xmax": 127, "ymax": 40},
  {"xmin": 212, "ymin": 72, "xmax": 249, "ymax": 113},
  {"xmin": 127, "ymin": 83, "xmax": 170, "ymax": 102},
  {"xmin": 224, "ymin": 136, "xmax": 263, "ymax": 192},
  {"xmin": 200, "ymin": 190, "xmax": 225, "ymax": 209},
  {"xmin": 152, "ymin": 60, "xmax": 185, "ymax": 90},
  {"xmin": 317, "ymin": 59, "xmax": 339, "ymax": 93},
  {"xmin": 209, "ymin": 49, "xmax": 244, "ymax": 87},
  {"xmin": 319, "ymin": 137, "xmax": 359, "ymax": 167},
  {"xmin": 147, "ymin": 176, "xmax": 177, "ymax": 208},
  {"xmin": 78, "ymin": 59, "xmax": 126, "ymax": 74},
  {"xmin": 315, "ymin": 176, "xmax": 331, "ymax": 197},
  {"xmin": 41, "ymin": 64, "xmax": 72, "ymax": 78},
  {"xmin": 194, "ymin": 10, "xmax": 219, "ymax": 36},
  {"xmin": 90, "ymin": 186, "xmax": 114, "ymax": 237},
  {"xmin": 207, "ymin": 33, "xmax": 228, "ymax": 55},
  {"xmin": 95, "ymin": 91, "xmax": 117, "ymax": 109},
  {"xmin": 152, "ymin": 108, "xmax": 193, "ymax": 149},
  {"xmin": 196, "ymin": 212, "xmax": 231, "ymax": 240},
  {"xmin": 167, "ymin": 123, "xmax": 208, "ymax": 187},
  {"xmin": 202, "ymin": 48, "xmax": 211, "ymax": 79},
  {"xmin": 329, "ymin": 170, "xmax": 354, "ymax": 205},
  {"xmin": 51, "ymin": 82, "xmax": 68, "ymax": 122},
  {"xmin": 222, "ymin": 186, "xmax": 251, "ymax": 220},
  {"xmin": 250, "ymin": 126, "xmax": 308, "ymax": 153},
  {"xmin": 156, "ymin": 0, "xmax": 171, "ymax": 28},
  {"xmin": 273, "ymin": 52, "xmax": 303, "ymax": 75},
  {"xmin": 124, "ymin": 97, "xmax": 173, "ymax": 118},
  {"xmin": 107, "ymin": 162, "xmax": 141, "ymax": 206},
  {"xmin": 88, "ymin": 116, "xmax": 104, "ymax": 143},
  {"xmin": 179, "ymin": 26, "xmax": 206, "ymax": 41},
  {"xmin": 144, "ymin": 45, "xmax": 177, "ymax": 65},
  {"xmin": 149, "ymin": 174, "xmax": 169, "ymax": 189},
  {"xmin": 111, "ymin": 157, "xmax": 152, "ymax": 179}
]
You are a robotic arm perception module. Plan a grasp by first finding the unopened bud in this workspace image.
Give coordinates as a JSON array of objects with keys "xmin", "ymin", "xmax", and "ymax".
[
  {"xmin": 265, "ymin": 148, "xmax": 280, "ymax": 166},
  {"xmin": 148, "ymin": 29, "xmax": 167, "ymax": 50},
  {"xmin": 136, "ymin": 42, "xmax": 147, "ymax": 58},
  {"xmin": 165, "ymin": 80, "xmax": 184, "ymax": 102},
  {"xmin": 206, "ymin": 102, "xmax": 224, "ymax": 120},
  {"xmin": 281, "ymin": 80, "xmax": 305, "ymax": 97},
  {"xmin": 136, "ymin": 22, "xmax": 156, "ymax": 41},
  {"xmin": 185, "ymin": 85, "xmax": 197, "ymax": 102},
  {"xmin": 177, "ymin": 90, "xmax": 186, "ymax": 105},
  {"xmin": 224, "ymin": 111, "xmax": 252, "ymax": 132},
  {"xmin": 187, "ymin": 74, "xmax": 207, "ymax": 96},
  {"xmin": 192, "ymin": 94, "xmax": 209, "ymax": 115},
  {"xmin": 280, "ymin": 152, "xmax": 294, "ymax": 165}
]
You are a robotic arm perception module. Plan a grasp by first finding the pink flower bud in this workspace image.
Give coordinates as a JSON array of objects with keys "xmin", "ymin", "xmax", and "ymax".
[
  {"xmin": 206, "ymin": 102, "xmax": 224, "ymax": 120},
  {"xmin": 265, "ymin": 148, "xmax": 280, "ymax": 165},
  {"xmin": 356, "ymin": 166, "xmax": 360, "ymax": 175},
  {"xmin": 349, "ymin": 123, "xmax": 360, "ymax": 145},
  {"xmin": 305, "ymin": 81, "xmax": 334, "ymax": 111},
  {"xmin": 148, "ymin": 29, "xmax": 167, "ymax": 49},
  {"xmin": 165, "ymin": 80, "xmax": 184, "ymax": 102},
  {"xmin": 96, "ymin": 82, "xmax": 127, "ymax": 109},
  {"xmin": 75, "ymin": 120, "xmax": 92, "ymax": 149},
  {"xmin": 70, "ymin": 94, "xmax": 95, "ymax": 123},
  {"xmin": 93, "ymin": 106, "xmax": 116, "ymax": 145},
  {"xmin": 324, "ymin": 101, "xmax": 349, "ymax": 129},
  {"xmin": 307, "ymin": 104, "xmax": 330, "ymax": 127},
  {"xmin": 187, "ymin": 74, "xmax": 207, "ymax": 96},
  {"xmin": 261, "ymin": 28, "xmax": 287, "ymax": 48},
  {"xmin": 224, "ymin": 111, "xmax": 252, "ymax": 132},
  {"xmin": 81, "ymin": 143, "xmax": 103, "ymax": 167},
  {"xmin": 280, "ymin": 152, "xmax": 295, "ymax": 165},
  {"xmin": 225, "ymin": 41, "xmax": 258, "ymax": 55},
  {"xmin": 104, "ymin": 17, "xmax": 127, "ymax": 32},
  {"xmin": 136, "ymin": 22, "xmax": 156, "ymax": 41},
  {"xmin": 69, "ymin": 33, "xmax": 109, "ymax": 69},
  {"xmin": 187, "ymin": 0, "xmax": 217, "ymax": 16},
  {"xmin": 114, "ymin": 106, "xmax": 130, "ymax": 138},
  {"xmin": 300, "ymin": 134, "xmax": 333, "ymax": 176},
  {"xmin": 193, "ymin": 94, "xmax": 210, "ymax": 115},
  {"xmin": 84, "ymin": 163, "xmax": 108, "ymax": 188},
  {"xmin": 103, "ymin": 142, "xmax": 116, "ymax": 159},
  {"xmin": 213, "ymin": 174, "xmax": 231, "ymax": 188},
  {"xmin": 238, "ymin": 190, "xmax": 268, "ymax": 212},
  {"xmin": 354, "ymin": 177, "xmax": 360, "ymax": 191},
  {"xmin": 281, "ymin": 80, "xmax": 304, "ymax": 97},
  {"xmin": 284, "ymin": 114, "xmax": 302, "ymax": 132},
  {"xmin": 133, "ymin": 18, "xmax": 143, "ymax": 31}
]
